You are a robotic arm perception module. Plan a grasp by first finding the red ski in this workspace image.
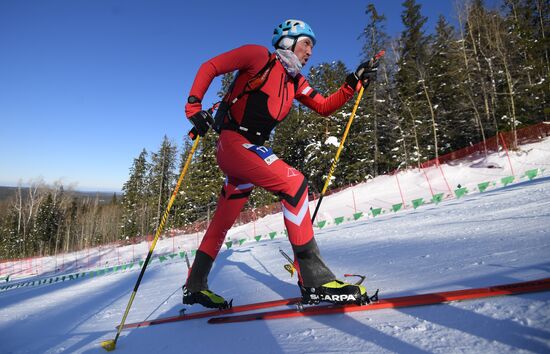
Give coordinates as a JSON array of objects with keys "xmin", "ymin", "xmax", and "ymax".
[
  {"xmin": 120, "ymin": 296, "xmax": 302, "ymax": 330},
  {"xmin": 208, "ymin": 278, "xmax": 550, "ymax": 324}
]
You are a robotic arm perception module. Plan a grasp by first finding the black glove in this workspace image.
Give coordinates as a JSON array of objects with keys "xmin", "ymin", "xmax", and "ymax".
[
  {"xmin": 345, "ymin": 58, "xmax": 379, "ymax": 91},
  {"xmin": 188, "ymin": 110, "xmax": 214, "ymax": 137}
]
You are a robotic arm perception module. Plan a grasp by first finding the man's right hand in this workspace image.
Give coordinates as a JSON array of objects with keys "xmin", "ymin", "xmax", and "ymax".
[{"xmin": 189, "ymin": 110, "xmax": 214, "ymax": 137}]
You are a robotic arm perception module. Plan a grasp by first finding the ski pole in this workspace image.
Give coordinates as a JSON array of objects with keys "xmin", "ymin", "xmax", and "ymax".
[
  {"xmin": 311, "ymin": 87, "xmax": 364, "ymax": 223},
  {"xmin": 101, "ymin": 129, "xmax": 201, "ymax": 352},
  {"xmin": 311, "ymin": 50, "xmax": 384, "ymax": 223},
  {"xmin": 279, "ymin": 248, "xmax": 297, "ymax": 276}
]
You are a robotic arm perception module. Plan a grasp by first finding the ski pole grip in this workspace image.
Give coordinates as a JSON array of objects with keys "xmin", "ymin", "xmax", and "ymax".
[
  {"xmin": 370, "ymin": 50, "xmax": 386, "ymax": 67},
  {"xmin": 188, "ymin": 127, "xmax": 199, "ymax": 140},
  {"xmin": 374, "ymin": 50, "xmax": 385, "ymax": 61}
]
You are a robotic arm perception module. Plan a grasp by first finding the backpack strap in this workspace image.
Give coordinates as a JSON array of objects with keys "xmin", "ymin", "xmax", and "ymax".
[
  {"xmin": 228, "ymin": 52, "xmax": 277, "ymax": 106},
  {"xmin": 213, "ymin": 51, "xmax": 277, "ymax": 133}
]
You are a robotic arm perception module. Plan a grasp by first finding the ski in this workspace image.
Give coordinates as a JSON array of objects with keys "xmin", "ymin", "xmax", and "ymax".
[
  {"xmin": 119, "ymin": 296, "xmax": 302, "ymax": 330},
  {"xmin": 208, "ymin": 278, "xmax": 550, "ymax": 324}
]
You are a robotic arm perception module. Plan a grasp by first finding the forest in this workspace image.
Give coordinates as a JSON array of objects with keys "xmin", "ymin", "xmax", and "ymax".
[{"xmin": 1, "ymin": 0, "xmax": 547, "ymax": 259}]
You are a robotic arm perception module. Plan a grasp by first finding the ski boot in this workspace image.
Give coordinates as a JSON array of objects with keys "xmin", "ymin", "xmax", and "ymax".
[
  {"xmin": 299, "ymin": 279, "xmax": 370, "ymax": 305},
  {"xmin": 182, "ymin": 250, "xmax": 232, "ymax": 310},
  {"xmin": 182, "ymin": 285, "xmax": 232, "ymax": 310}
]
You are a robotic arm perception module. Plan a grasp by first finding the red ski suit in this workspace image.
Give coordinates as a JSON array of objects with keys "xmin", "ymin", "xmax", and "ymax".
[{"xmin": 188, "ymin": 44, "xmax": 356, "ymax": 261}]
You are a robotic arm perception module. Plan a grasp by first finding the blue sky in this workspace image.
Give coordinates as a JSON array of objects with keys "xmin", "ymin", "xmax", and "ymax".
[{"xmin": 0, "ymin": 0, "xmax": 483, "ymax": 192}]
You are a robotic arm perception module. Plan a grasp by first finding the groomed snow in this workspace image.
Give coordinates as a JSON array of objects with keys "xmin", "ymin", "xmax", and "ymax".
[{"xmin": 1, "ymin": 138, "xmax": 549, "ymax": 353}]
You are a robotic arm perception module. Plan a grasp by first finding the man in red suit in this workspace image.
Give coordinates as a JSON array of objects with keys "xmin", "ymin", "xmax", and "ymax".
[{"xmin": 184, "ymin": 19, "xmax": 378, "ymax": 309}]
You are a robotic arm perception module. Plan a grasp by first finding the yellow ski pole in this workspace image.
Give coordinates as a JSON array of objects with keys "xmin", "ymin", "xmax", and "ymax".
[
  {"xmin": 311, "ymin": 86, "xmax": 364, "ymax": 223},
  {"xmin": 311, "ymin": 50, "xmax": 385, "ymax": 223},
  {"xmin": 101, "ymin": 131, "xmax": 200, "ymax": 352}
]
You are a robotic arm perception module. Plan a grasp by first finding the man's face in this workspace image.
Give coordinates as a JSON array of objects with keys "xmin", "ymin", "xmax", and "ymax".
[{"xmin": 293, "ymin": 37, "xmax": 314, "ymax": 65}]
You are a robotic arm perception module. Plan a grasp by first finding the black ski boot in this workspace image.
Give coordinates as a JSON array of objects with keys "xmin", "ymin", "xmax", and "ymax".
[
  {"xmin": 183, "ymin": 250, "xmax": 232, "ymax": 310},
  {"xmin": 182, "ymin": 286, "xmax": 232, "ymax": 309},
  {"xmin": 291, "ymin": 238, "xmax": 372, "ymax": 305},
  {"xmin": 299, "ymin": 279, "xmax": 369, "ymax": 305}
]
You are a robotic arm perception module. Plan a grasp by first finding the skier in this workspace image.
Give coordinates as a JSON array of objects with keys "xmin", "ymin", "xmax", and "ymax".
[{"xmin": 183, "ymin": 19, "xmax": 378, "ymax": 309}]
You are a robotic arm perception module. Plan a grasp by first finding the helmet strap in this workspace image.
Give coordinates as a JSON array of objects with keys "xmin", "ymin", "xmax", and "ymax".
[{"xmin": 291, "ymin": 38, "xmax": 298, "ymax": 52}]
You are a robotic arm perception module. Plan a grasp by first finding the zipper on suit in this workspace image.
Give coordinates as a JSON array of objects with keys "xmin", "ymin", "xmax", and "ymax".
[{"xmin": 277, "ymin": 75, "xmax": 288, "ymax": 119}]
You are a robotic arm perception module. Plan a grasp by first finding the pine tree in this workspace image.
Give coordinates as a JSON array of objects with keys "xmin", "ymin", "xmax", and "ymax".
[
  {"xmin": 296, "ymin": 61, "xmax": 353, "ymax": 192},
  {"xmin": 396, "ymin": 0, "xmax": 431, "ymax": 167},
  {"xmin": 177, "ymin": 133, "xmax": 224, "ymax": 226},
  {"xmin": 51, "ymin": 185, "xmax": 66, "ymax": 257},
  {"xmin": 354, "ymin": 3, "xmax": 394, "ymax": 177},
  {"xmin": 0, "ymin": 204, "xmax": 22, "ymax": 258},
  {"xmin": 397, "ymin": 0, "xmax": 430, "ymax": 96},
  {"xmin": 63, "ymin": 197, "xmax": 78, "ymax": 252},
  {"xmin": 502, "ymin": 0, "xmax": 549, "ymax": 127},
  {"xmin": 456, "ymin": 0, "xmax": 549, "ymax": 149},
  {"xmin": 33, "ymin": 193, "xmax": 62, "ymax": 255},
  {"xmin": 460, "ymin": 0, "xmax": 500, "ymax": 148},
  {"xmin": 426, "ymin": 15, "xmax": 472, "ymax": 155},
  {"xmin": 148, "ymin": 136, "xmax": 178, "ymax": 231},
  {"xmin": 171, "ymin": 139, "xmax": 195, "ymax": 227},
  {"xmin": 121, "ymin": 149, "xmax": 149, "ymax": 238}
]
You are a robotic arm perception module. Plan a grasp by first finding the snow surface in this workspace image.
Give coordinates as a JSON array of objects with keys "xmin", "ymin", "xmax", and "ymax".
[{"xmin": 1, "ymin": 139, "xmax": 550, "ymax": 353}]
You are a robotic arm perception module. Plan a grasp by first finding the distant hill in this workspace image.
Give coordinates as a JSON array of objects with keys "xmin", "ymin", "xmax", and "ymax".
[{"xmin": 0, "ymin": 186, "xmax": 120, "ymax": 204}]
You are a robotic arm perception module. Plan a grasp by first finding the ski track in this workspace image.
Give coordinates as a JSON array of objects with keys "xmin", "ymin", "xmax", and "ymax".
[{"xmin": 1, "ymin": 179, "xmax": 550, "ymax": 352}]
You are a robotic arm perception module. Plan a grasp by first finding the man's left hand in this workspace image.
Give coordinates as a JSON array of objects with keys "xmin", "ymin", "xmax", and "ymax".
[{"xmin": 345, "ymin": 56, "xmax": 380, "ymax": 91}]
